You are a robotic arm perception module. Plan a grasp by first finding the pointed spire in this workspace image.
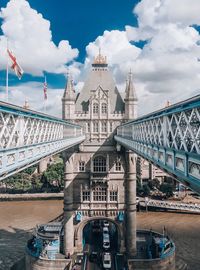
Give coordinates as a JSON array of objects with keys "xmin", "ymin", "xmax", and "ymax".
[
  {"xmin": 23, "ymin": 98, "xmax": 30, "ymax": 109},
  {"xmin": 125, "ymin": 69, "xmax": 137, "ymax": 101},
  {"xmin": 63, "ymin": 72, "xmax": 76, "ymax": 101},
  {"xmin": 165, "ymin": 100, "xmax": 171, "ymax": 107}
]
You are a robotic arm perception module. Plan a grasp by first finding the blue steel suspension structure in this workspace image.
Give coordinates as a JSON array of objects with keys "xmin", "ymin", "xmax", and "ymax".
[
  {"xmin": 0, "ymin": 101, "xmax": 85, "ymax": 180},
  {"xmin": 115, "ymin": 95, "xmax": 200, "ymax": 194}
]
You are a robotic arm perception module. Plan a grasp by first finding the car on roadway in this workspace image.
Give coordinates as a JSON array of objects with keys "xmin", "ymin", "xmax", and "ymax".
[
  {"xmin": 103, "ymin": 240, "xmax": 110, "ymax": 250},
  {"xmin": 103, "ymin": 220, "xmax": 109, "ymax": 227},
  {"xmin": 92, "ymin": 220, "xmax": 101, "ymax": 233},
  {"xmin": 89, "ymin": 251, "xmax": 99, "ymax": 263},
  {"xmin": 102, "ymin": 252, "xmax": 112, "ymax": 269},
  {"xmin": 103, "ymin": 227, "xmax": 109, "ymax": 235},
  {"xmin": 74, "ymin": 253, "xmax": 84, "ymax": 265},
  {"xmin": 103, "ymin": 233, "xmax": 110, "ymax": 250}
]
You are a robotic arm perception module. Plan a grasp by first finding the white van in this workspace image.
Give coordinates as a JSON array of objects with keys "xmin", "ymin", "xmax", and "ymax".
[
  {"xmin": 103, "ymin": 227, "xmax": 109, "ymax": 235},
  {"xmin": 102, "ymin": 252, "xmax": 111, "ymax": 269},
  {"xmin": 103, "ymin": 234, "xmax": 110, "ymax": 250}
]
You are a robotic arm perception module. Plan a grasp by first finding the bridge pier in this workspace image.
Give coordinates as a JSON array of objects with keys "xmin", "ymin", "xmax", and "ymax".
[
  {"xmin": 38, "ymin": 158, "xmax": 48, "ymax": 173},
  {"xmin": 126, "ymin": 151, "xmax": 137, "ymax": 258},
  {"xmin": 63, "ymin": 153, "xmax": 74, "ymax": 257}
]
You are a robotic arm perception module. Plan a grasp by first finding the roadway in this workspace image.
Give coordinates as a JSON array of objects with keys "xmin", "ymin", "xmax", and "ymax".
[{"xmin": 82, "ymin": 221, "xmax": 120, "ymax": 270}]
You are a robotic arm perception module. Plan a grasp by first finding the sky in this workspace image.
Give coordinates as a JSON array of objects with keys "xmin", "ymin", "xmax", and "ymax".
[{"xmin": 0, "ymin": 0, "xmax": 200, "ymax": 117}]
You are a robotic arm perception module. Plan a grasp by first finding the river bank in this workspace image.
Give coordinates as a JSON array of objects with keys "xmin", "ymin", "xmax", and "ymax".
[
  {"xmin": 0, "ymin": 192, "xmax": 63, "ymax": 201},
  {"xmin": 0, "ymin": 200, "xmax": 199, "ymax": 270}
]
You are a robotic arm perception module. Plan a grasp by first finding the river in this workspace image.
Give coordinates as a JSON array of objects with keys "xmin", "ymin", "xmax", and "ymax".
[{"xmin": 0, "ymin": 200, "xmax": 199, "ymax": 270}]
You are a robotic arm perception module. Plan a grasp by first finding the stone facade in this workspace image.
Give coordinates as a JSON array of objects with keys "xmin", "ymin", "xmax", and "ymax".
[{"xmin": 62, "ymin": 52, "xmax": 138, "ymax": 256}]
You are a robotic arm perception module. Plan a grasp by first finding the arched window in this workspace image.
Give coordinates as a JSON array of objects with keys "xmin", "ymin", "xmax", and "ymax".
[
  {"xmin": 93, "ymin": 156, "xmax": 107, "ymax": 172},
  {"xmin": 115, "ymin": 161, "xmax": 122, "ymax": 171},
  {"xmin": 101, "ymin": 121, "xmax": 107, "ymax": 132},
  {"xmin": 110, "ymin": 122, "xmax": 113, "ymax": 132},
  {"xmin": 102, "ymin": 103, "xmax": 107, "ymax": 114},
  {"xmin": 93, "ymin": 122, "xmax": 99, "ymax": 133},
  {"xmin": 93, "ymin": 103, "xmax": 99, "ymax": 114},
  {"xmin": 87, "ymin": 122, "xmax": 90, "ymax": 133}
]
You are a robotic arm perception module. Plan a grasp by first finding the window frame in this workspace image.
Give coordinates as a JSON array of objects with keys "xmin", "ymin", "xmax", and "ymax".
[
  {"xmin": 101, "ymin": 121, "xmax": 107, "ymax": 132},
  {"xmin": 93, "ymin": 186, "xmax": 107, "ymax": 202},
  {"xmin": 109, "ymin": 190, "xmax": 118, "ymax": 202},
  {"xmin": 93, "ymin": 156, "xmax": 107, "ymax": 172},
  {"xmin": 93, "ymin": 103, "xmax": 99, "ymax": 114},
  {"xmin": 93, "ymin": 122, "xmax": 99, "ymax": 133},
  {"xmin": 115, "ymin": 161, "xmax": 122, "ymax": 171},
  {"xmin": 110, "ymin": 122, "xmax": 113, "ymax": 132},
  {"xmin": 82, "ymin": 190, "xmax": 90, "ymax": 202},
  {"xmin": 79, "ymin": 161, "xmax": 85, "ymax": 172},
  {"xmin": 101, "ymin": 103, "xmax": 107, "ymax": 114}
]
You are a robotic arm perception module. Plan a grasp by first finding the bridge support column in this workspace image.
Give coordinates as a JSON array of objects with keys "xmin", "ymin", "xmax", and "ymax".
[
  {"xmin": 126, "ymin": 151, "xmax": 137, "ymax": 258},
  {"xmin": 38, "ymin": 158, "xmax": 48, "ymax": 173},
  {"xmin": 63, "ymin": 153, "xmax": 74, "ymax": 257}
]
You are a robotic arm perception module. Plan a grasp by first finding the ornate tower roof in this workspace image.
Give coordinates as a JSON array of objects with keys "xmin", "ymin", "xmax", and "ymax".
[
  {"xmin": 63, "ymin": 74, "xmax": 76, "ymax": 101},
  {"xmin": 92, "ymin": 49, "xmax": 108, "ymax": 68},
  {"xmin": 75, "ymin": 50, "xmax": 124, "ymax": 113},
  {"xmin": 125, "ymin": 70, "xmax": 138, "ymax": 101}
]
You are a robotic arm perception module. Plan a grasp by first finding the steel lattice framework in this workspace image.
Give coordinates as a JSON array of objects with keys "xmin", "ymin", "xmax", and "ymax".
[
  {"xmin": 115, "ymin": 95, "xmax": 200, "ymax": 194},
  {"xmin": 0, "ymin": 101, "xmax": 85, "ymax": 180}
]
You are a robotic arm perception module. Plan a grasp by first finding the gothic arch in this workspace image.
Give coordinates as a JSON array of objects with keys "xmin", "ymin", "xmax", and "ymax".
[{"xmin": 74, "ymin": 217, "xmax": 123, "ymax": 251}]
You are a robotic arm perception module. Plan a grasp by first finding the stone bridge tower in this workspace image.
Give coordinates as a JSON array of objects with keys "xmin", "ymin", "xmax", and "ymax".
[{"xmin": 62, "ymin": 51, "xmax": 138, "ymax": 257}]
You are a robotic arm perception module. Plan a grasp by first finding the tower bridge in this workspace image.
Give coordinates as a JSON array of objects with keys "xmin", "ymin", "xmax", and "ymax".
[
  {"xmin": 1, "ymin": 52, "xmax": 197, "ymax": 270},
  {"xmin": 0, "ymin": 101, "xmax": 85, "ymax": 180},
  {"xmin": 115, "ymin": 94, "xmax": 200, "ymax": 194}
]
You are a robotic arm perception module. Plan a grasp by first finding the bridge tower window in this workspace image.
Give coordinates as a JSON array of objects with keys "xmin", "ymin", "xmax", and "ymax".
[
  {"xmin": 87, "ymin": 122, "xmax": 90, "ymax": 133},
  {"xmin": 93, "ymin": 186, "xmax": 107, "ymax": 201},
  {"xmin": 110, "ymin": 122, "xmax": 113, "ymax": 132},
  {"xmin": 115, "ymin": 161, "xmax": 122, "ymax": 171},
  {"xmin": 82, "ymin": 190, "xmax": 90, "ymax": 201},
  {"xmin": 93, "ymin": 122, "xmax": 99, "ymax": 133},
  {"xmin": 93, "ymin": 156, "xmax": 107, "ymax": 172},
  {"xmin": 93, "ymin": 103, "xmax": 99, "ymax": 114},
  {"xmin": 110, "ymin": 191, "xmax": 118, "ymax": 201},
  {"xmin": 79, "ymin": 161, "xmax": 85, "ymax": 172},
  {"xmin": 101, "ymin": 121, "xmax": 107, "ymax": 132},
  {"xmin": 102, "ymin": 103, "xmax": 107, "ymax": 114}
]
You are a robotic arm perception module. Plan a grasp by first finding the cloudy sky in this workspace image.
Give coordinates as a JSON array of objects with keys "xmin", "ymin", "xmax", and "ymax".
[{"xmin": 0, "ymin": 0, "xmax": 200, "ymax": 117}]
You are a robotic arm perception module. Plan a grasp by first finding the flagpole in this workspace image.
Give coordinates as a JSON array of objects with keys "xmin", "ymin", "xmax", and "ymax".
[
  {"xmin": 44, "ymin": 99, "xmax": 46, "ymax": 113},
  {"xmin": 44, "ymin": 76, "xmax": 46, "ymax": 113},
  {"xmin": 6, "ymin": 39, "xmax": 9, "ymax": 102}
]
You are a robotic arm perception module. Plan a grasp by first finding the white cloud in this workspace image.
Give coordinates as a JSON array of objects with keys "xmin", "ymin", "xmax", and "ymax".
[
  {"xmin": 77, "ymin": 22, "xmax": 200, "ymax": 115},
  {"xmin": 1, "ymin": 0, "xmax": 200, "ymax": 118},
  {"xmin": 124, "ymin": 0, "xmax": 200, "ymax": 114},
  {"xmin": 0, "ymin": 0, "xmax": 78, "ymax": 76},
  {"xmin": 133, "ymin": 0, "xmax": 200, "ymax": 29},
  {"xmin": 75, "ymin": 0, "xmax": 200, "ymax": 116},
  {"xmin": 81, "ymin": 30, "xmax": 141, "ymax": 84},
  {"xmin": 0, "ymin": 82, "xmax": 63, "ymax": 117}
]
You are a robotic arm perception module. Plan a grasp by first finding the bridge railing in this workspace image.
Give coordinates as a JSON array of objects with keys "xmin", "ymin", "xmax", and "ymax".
[
  {"xmin": 115, "ymin": 95, "xmax": 200, "ymax": 193},
  {"xmin": 0, "ymin": 101, "xmax": 85, "ymax": 179}
]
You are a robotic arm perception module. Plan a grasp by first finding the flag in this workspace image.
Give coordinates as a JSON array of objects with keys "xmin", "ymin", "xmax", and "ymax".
[
  {"xmin": 43, "ymin": 76, "xmax": 47, "ymax": 100},
  {"xmin": 7, "ymin": 49, "xmax": 24, "ymax": 79}
]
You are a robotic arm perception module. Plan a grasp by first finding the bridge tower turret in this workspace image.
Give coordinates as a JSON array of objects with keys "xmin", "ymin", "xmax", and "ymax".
[
  {"xmin": 62, "ymin": 74, "xmax": 76, "ymax": 121},
  {"xmin": 124, "ymin": 70, "xmax": 138, "ymax": 120}
]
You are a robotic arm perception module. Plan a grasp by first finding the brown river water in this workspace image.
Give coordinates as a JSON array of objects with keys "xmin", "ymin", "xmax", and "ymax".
[{"xmin": 0, "ymin": 200, "xmax": 199, "ymax": 270}]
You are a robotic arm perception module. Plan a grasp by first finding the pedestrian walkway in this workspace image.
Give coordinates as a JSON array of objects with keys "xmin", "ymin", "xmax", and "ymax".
[{"xmin": 140, "ymin": 198, "xmax": 200, "ymax": 214}]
